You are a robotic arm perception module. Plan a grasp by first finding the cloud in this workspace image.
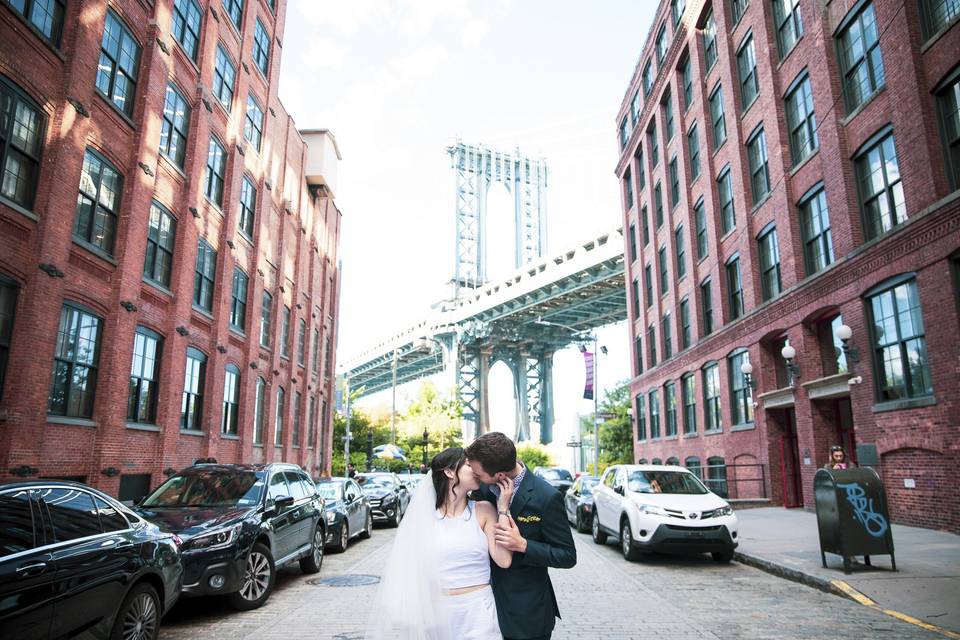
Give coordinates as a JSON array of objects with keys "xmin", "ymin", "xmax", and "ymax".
[{"xmin": 302, "ymin": 37, "xmax": 347, "ymax": 71}]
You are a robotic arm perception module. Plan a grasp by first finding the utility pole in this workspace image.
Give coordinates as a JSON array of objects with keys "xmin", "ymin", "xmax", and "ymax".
[{"xmin": 593, "ymin": 335, "xmax": 599, "ymax": 476}]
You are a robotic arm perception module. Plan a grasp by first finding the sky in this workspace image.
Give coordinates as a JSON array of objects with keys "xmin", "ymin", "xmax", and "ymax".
[{"xmin": 278, "ymin": 0, "xmax": 657, "ymax": 465}]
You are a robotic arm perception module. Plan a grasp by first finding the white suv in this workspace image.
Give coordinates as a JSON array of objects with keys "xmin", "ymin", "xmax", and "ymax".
[{"xmin": 591, "ymin": 464, "xmax": 739, "ymax": 562}]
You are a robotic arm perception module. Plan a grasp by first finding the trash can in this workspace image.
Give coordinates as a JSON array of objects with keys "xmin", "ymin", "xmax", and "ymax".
[{"xmin": 814, "ymin": 467, "xmax": 896, "ymax": 574}]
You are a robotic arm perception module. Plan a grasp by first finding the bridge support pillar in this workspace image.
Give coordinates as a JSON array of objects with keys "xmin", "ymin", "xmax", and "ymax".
[{"xmin": 457, "ymin": 346, "xmax": 491, "ymax": 442}]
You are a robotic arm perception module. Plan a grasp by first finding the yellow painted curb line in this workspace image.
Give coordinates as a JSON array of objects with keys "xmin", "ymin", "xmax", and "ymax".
[{"xmin": 831, "ymin": 580, "xmax": 960, "ymax": 639}]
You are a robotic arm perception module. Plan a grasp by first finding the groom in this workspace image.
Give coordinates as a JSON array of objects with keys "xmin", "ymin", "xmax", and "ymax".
[{"xmin": 466, "ymin": 432, "xmax": 576, "ymax": 640}]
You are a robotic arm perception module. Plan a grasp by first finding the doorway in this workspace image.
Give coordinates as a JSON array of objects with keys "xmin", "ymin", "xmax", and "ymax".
[{"xmin": 778, "ymin": 408, "xmax": 804, "ymax": 508}]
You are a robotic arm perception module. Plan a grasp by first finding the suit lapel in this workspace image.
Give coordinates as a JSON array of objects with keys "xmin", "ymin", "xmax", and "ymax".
[{"xmin": 509, "ymin": 471, "xmax": 536, "ymax": 518}]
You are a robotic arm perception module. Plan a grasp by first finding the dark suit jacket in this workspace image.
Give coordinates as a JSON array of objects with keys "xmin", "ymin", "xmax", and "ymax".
[{"xmin": 476, "ymin": 470, "xmax": 576, "ymax": 639}]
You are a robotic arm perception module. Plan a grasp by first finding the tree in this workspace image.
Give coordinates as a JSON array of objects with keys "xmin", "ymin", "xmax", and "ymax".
[
  {"xmin": 516, "ymin": 444, "xmax": 553, "ymax": 469},
  {"xmin": 598, "ymin": 381, "xmax": 634, "ymax": 465}
]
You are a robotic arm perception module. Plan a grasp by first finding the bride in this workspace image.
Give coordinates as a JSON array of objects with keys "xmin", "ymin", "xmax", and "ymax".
[{"xmin": 367, "ymin": 446, "xmax": 516, "ymax": 639}]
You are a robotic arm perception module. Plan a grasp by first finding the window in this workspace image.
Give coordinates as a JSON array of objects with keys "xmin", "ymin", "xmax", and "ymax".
[
  {"xmin": 159, "ymin": 84, "xmax": 190, "ymax": 168},
  {"xmin": 694, "ymin": 198, "xmax": 707, "ymax": 259},
  {"xmin": 726, "ymin": 255, "xmax": 744, "ymax": 319},
  {"xmin": 732, "ymin": 0, "xmax": 748, "ymax": 23},
  {"xmin": 648, "ymin": 324, "xmax": 658, "ymax": 367},
  {"xmin": 664, "ymin": 381, "xmax": 678, "ymax": 437},
  {"xmin": 855, "ymin": 129, "xmax": 905, "ymax": 240},
  {"xmin": 649, "ymin": 122, "xmax": 660, "ymax": 167},
  {"xmin": 785, "ymin": 72, "xmax": 818, "ymax": 164},
  {"xmin": 649, "ymin": 389, "xmax": 661, "ymax": 438},
  {"xmin": 635, "ymin": 394, "xmax": 646, "ymax": 440},
  {"xmin": 307, "ymin": 395, "xmax": 317, "ymax": 447},
  {"xmin": 663, "ymin": 313, "xmax": 673, "ymax": 358},
  {"xmin": 253, "ymin": 376, "xmax": 265, "ymax": 444},
  {"xmin": 688, "ymin": 123, "xmax": 701, "ymax": 180},
  {"xmin": 253, "ymin": 19, "xmax": 270, "ymax": 76},
  {"xmin": 222, "ymin": 0, "xmax": 243, "ymax": 30},
  {"xmin": 0, "ymin": 76, "xmax": 45, "ymax": 209},
  {"xmin": 222, "ymin": 364, "xmax": 240, "ymax": 435},
  {"xmin": 658, "ymin": 246, "xmax": 669, "ymax": 294},
  {"xmin": 936, "ymin": 70, "xmax": 960, "ymax": 189},
  {"xmin": 737, "ymin": 34, "xmax": 759, "ymax": 110},
  {"xmin": 143, "ymin": 201, "xmax": 176, "ymax": 287},
  {"xmin": 747, "ymin": 126, "xmax": 770, "ymax": 203},
  {"xmin": 672, "ymin": 0, "xmax": 686, "ymax": 24},
  {"xmin": 260, "ymin": 291, "xmax": 272, "ymax": 348},
  {"xmin": 96, "ymin": 10, "xmax": 140, "ymax": 116},
  {"xmin": 244, "ymin": 94, "xmax": 264, "ymax": 151},
  {"xmin": 230, "ymin": 268, "xmax": 248, "ymax": 331},
  {"xmin": 632, "ymin": 278, "xmax": 641, "ymax": 319},
  {"xmin": 669, "ymin": 156, "xmax": 680, "ymax": 208},
  {"xmin": 682, "ymin": 56, "xmax": 694, "ymax": 110},
  {"xmin": 5, "ymin": 0, "xmax": 65, "ymax": 45},
  {"xmin": 758, "ymin": 225, "xmax": 782, "ymax": 301},
  {"xmin": 867, "ymin": 277, "xmax": 933, "ymax": 401},
  {"xmin": 774, "ymin": 0, "xmax": 803, "ymax": 58},
  {"xmin": 707, "ymin": 456, "xmax": 728, "ymax": 497},
  {"xmin": 74, "ymin": 149, "xmax": 122, "ymax": 255},
  {"xmin": 44, "ymin": 488, "xmax": 103, "ymax": 541},
  {"xmin": 181, "ymin": 347, "xmax": 206, "ymax": 431},
  {"xmin": 128, "ymin": 327, "xmax": 161, "ymax": 423},
  {"xmin": 292, "ymin": 391, "xmax": 302, "ymax": 445},
  {"xmin": 656, "ymin": 23, "xmax": 669, "ymax": 65},
  {"xmin": 274, "ymin": 386, "xmax": 285, "ymax": 446},
  {"xmin": 701, "ymin": 278, "xmax": 714, "ymax": 335},
  {"xmin": 623, "ymin": 168, "xmax": 634, "ymax": 210},
  {"xmin": 703, "ymin": 9, "xmax": 718, "ymax": 70},
  {"xmin": 280, "ymin": 305, "xmax": 290, "ymax": 358},
  {"xmin": 654, "ymin": 182, "xmax": 664, "ymax": 227},
  {"xmin": 682, "ymin": 373, "xmax": 697, "ymax": 434},
  {"xmin": 680, "ymin": 297, "xmax": 691, "ymax": 349},
  {"xmin": 619, "ymin": 118, "xmax": 629, "ymax": 150},
  {"xmin": 629, "ymin": 223, "xmax": 638, "ymax": 262},
  {"xmin": 817, "ymin": 314, "xmax": 849, "ymax": 376},
  {"xmin": 675, "ymin": 225, "xmax": 686, "ymax": 280},
  {"xmin": 297, "ymin": 318, "xmax": 306, "ymax": 366},
  {"xmin": 644, "ymin": 264, "xmax": 653, "ymax": 307},
  {"xmin": 718, "ymin": 166, "xmax": 735, "ymax": 233},
  {"xmin": 212, "ymin": 45, "xmax": 236, "ymax": 110},
  {"xmin": 0, "ymin": 279, "xmax": 16, "ymax": 402},
  {"xmin": 641, "ymin": 206, "xmax": 650, "ymax": 244},
  {"xmin": 193, "ymin": 239, "xmax": 216, "ymax": 312},
  {"xmin": 239, "ymin": 176, "xmax": 256, "ymax": 239},
  {"xmin": 312, "ymin": 327, "xmax": 320, "ymax": 372},
  {"xmin": 800, "ymin": 186, "xmax": 834, "ymax": 275},
  {"xmin": 49, "ymin": 304, "xmax": 102, "ymax": 418},
  {"xmin": 729, "ymin": 349, "xmax": 754, "ymax": 424},
  {"xmin": 703, "ymin": 362, "xmax": 721, "ymax": 432},
  {"xmin": 685, "ymin": 456, "xmax": 702, "ymax": 478},
  {"xmin": 709, "ymin": 84, "xmax": 726, "ymax": 147},
  {"xmin": 643, "ymin": 60, "xmax": 654, "ymax": 97},
  {"xmin": 838, "ymin": 2, "xmax": 885, "ymax": 114},
  {"xmin": 637, "ymin": 149, "xmax": 647, "ymax": 189},
  {"xmin": 664, "ymin": 91, "xmax": 675, "ymax": 140},
  {"xmin": 172, "ymin": 0, "xmax": 202, "ymax": 59},
  {"xmin": 204, "ymin": 136, "xmax": 226, "ymax": 207},
  {"xmin": 634, "ymin": 335, "xmax": 644, "ymax": 375},
  {"xmin": 922, "ymin": 0, "xmax": 960, "ymax": 39},
  {"xmin": 630, "ymin": 91, "xmax": 641, "ymax": 126}
]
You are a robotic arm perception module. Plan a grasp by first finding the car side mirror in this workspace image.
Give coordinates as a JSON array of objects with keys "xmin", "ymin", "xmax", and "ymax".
[
  {"xmin": 614, "ymin": 485, "xmax": 624, "ymax": 495},
  {"xmin": 274, "ymin": 495, "xmax": 294, "ymax": 510}
]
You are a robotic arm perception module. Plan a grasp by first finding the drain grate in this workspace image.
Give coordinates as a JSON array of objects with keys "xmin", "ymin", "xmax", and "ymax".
[{"xmin": 307, "ymin": 574, "xmax": 381, "ymax": 587}]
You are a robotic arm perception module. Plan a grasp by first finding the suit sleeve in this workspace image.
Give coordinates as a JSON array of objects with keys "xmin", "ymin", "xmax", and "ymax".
[{"xmin": 513, "ymin": 489, "xmax": 577, "ymax": 569}]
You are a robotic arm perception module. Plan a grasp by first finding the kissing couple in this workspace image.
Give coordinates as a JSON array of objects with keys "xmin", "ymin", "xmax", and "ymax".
[{"xmin": 367, "ymin": 432, "xmax": 577, "ymax": 639}]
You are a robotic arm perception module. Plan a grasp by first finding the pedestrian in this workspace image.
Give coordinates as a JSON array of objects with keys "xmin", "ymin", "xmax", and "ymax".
[
  {"xmin": 347, "ymin": 462, "xmax": 356, "ymax": 478},
  {"xmin": 419, "ymin": 463, "xmax": 428, "ymax": 475},
  {"xmin": 823, "ymin": 445, "xmax": 857, "ymax": 470},
  {"xmin": 466, "ymin": 432, "xmax": 577, "ymax": 640}
]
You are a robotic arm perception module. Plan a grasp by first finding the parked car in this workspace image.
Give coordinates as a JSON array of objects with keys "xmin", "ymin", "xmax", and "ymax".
[
  {"xmin": 135, "ymin": 463, "xmax": 324, "ymax": 611},
  {"xmin": 0, "ymin": 480, "xmax": 182, "ymax": 640},
  {"xmin": 564, "ymin": 474, "xmax": 600, "ymax": 532},
  {"xmin": 355, "ymin": 473, "xmax": 410, "ymax": 527},
  {"xmin": 315, "ymin": 477, "xmax": 372, "ymax": 552},
  {"xmin": 591, "ymin": 464, "xmax": 739, "ymax": 562},
  {"xmin": 533, "ymin": 466, "xmax": 574, "ymax": 495}
]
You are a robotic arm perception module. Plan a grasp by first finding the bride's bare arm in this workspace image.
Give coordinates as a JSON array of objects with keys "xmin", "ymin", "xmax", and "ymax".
[{"xmin": 476, "ymin": 501, "xmax": 512, "ymax": 568}]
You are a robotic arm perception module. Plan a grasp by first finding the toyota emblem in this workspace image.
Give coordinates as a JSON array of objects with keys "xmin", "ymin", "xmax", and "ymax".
[{"xmin": 687, "ymin": 512, "xmax": 699, "ymax": 520}]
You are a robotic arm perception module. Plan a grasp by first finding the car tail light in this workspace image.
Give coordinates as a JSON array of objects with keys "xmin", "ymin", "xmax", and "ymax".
[{"xmin": 173, "ymin": 535, "xmax": 184, "ymax": 547}]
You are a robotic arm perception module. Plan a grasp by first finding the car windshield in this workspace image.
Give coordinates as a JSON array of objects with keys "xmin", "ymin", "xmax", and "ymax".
[
  {"xmin": 316, "ymin": 482, "xmax": 343, "ymax": 500},
  {"xmin": 358, "ymin": 475, "xmax": 394, "ymax": 489},
  {"xmin": 627, "ymin": 470, "xmax": 707, "ymax": 495},
  {"xmin": 580, "ymin": 478, "xmax": 599, "ymax": 495},
  {"xmin": 142, "ymin": 470, "xmax": 266, "ymax": 508},
  {"xmin": 540, "ymin": 468, "xmax": 572, "ymax": 482}
]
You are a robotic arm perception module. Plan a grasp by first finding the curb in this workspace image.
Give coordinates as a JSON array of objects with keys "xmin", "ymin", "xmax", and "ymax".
[{"xmin": 732, "ymin": 551, "xmax": 851, "ymax": 600}]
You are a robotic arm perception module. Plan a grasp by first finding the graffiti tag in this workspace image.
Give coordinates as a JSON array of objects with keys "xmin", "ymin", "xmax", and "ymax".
[{"xmin": 837, "ymin": 482, "xmax": 888, "ymax": 538}]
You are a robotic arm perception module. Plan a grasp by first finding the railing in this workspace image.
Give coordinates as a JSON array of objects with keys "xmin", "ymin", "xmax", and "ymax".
[{"xmin": 689, "ymin": 463, "xmax": 768, "ymax": 500}]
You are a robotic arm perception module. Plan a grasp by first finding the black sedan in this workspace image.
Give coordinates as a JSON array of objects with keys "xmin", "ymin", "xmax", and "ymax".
[
  {"xmin": 315, "ymin": 477, "xmax": 372, "ymax": 552},
  {"xmin": 0, "ymin": 480, "xmax": 182, "ymax": 640},
  {"xmin": 534, "ymin": 466, "xmax": 575, "ymax": 495},
  {"xmin": 355, "ymin": 473, "xmax": 410, "ymax": 527},
  {"xmin": 136, "ymin": 463, "xmax": 324, "ymax": 611},
  {"xmin": 564, "ymin": 474, "xmax": 600, "ymax": 532}
]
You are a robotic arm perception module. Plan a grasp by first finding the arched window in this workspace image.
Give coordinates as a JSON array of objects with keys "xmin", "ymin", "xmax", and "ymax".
[
  {"xmin": 666, "ymin": 456, "xmax": 679, "ymax": 466},
  {"xmin": 685, "ymin": 456, "xmax": 702, "ymax": 479},
  {"xmin": 706, "ymin": 456, "xmax": 728, "ymax": 497},
  {"xmin": 128, "ymin": 326, "xmax": 162, "ymax": 424},
  {"xmin": 181, "ymin": 347, "xmax": 207, "ymax": 431},
  {"xmin": 652, "ymin": 458, "xmax": 663, "ymax": 465},
  {"xmin": 253, "ymin": 377, "xmax": 266, "ymax": 444},
  {"xmin": 221, "ymin": 364, "xmax": 240, "ymax": 435},
  {"xmin": 0, "ymin": 76, "xmax": 45, "ymax": 210},
  {"xmin": 637, "ymin": 458, "xmax": 649, "ymax": 464}
]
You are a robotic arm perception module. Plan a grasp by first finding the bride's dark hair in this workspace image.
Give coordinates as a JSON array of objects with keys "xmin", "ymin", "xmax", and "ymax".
[{"xmin": 430, "ymin": 447, "xmax": 466, "ymax": 511}]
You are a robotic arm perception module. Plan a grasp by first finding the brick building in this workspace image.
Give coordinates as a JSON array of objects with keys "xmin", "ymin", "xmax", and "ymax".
[
  {"xmin": 0, "ymin": 0, "xmax": 341, "ymax": 502},
  {"xmin": 615, "ymin": 0, "xmax": 959, "ymax": 532}
]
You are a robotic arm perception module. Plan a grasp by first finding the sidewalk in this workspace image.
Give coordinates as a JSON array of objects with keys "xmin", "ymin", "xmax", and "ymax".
[{"xmin": 734, "ymin": 507, "xmax": 960, "ymax": 634}]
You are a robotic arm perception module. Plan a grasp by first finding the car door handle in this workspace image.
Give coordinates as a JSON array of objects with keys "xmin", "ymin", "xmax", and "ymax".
[{"xmin": 16, "ymin": 562, "xmax": 49, "ymax": 576}]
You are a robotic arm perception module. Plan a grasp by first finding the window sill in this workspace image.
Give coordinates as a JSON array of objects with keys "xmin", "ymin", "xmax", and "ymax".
[
  {"xmin": 253, "ymin": 443, "xmax": 264, "ymax": 448},
  {"xmin": 94, "ymin": 91, "xmax": 137, "ymax": 130},
  {"xmin": 920, "ymin": 14, "xmax": 960, "ymax": 53},
  {"xmin": 179, "ymin": 429, "xmax": 204, "ymax": 437},
  {"xmin": 789, "ymin": 148, "xmax": 820, "ymax": 177},
  {"xmin": 704, "ymin": 429, "xmax": 723, "ymax": 437},
  {"xmin": 72, "ymin": 239, "xmax": 119, "ymax": 266},
  {"xmin": 158, "ymin": 153, "xmax": 187, "ymax": 180},
  {"xmin": 683, "ymin": 432, "xmax": 698, "ymax": 439},
  {"xmin": 221, "ymin": 433, "xmax": 240, "ymax": 440},
  {"xmin": 47, "ymin": 415, "xmax": 97, "ymax": 428},
  {"xmin": 711, "ymin": 139, "xmax": 727, "ymax": 158},
  {"xmin": 229, "ymin": 326, "xmax": 246, "ymax": 339},
  {"xmin": 142, "ymin": 278, "xmax": 174, "ymax": 297},
  {"xmin": 750, "ymin": 193, "xmax": 772, "ymax": 215},
  {"xmin": 663, "ymin": 435, "xmax": 679, "ymax": 441},
  {"xmin": 238, "ymin": 230, "xmax": 255, "ymax": 248},
  {"xmin": 172, "ymin": 39, "xmax": 202, "ymax": 75},
  {"xmin": 840, "ymin": 85, "xmax": 886, "ymax": 126},
  {"xmin": 126, "ymin": 422, "xmax": 160, "ymax": 432},
  {"xmin": 192, "ymin": 305, "xmax": 215, "ymax": 320},
  {"xmin": 0, "ymin": 194, "xmax": 39, "ymax": 223},
  {"xmin": 204, "ymin": 196, "xmax": 224, "ymax": 217},
  {"xmin": 730, "ymin": 422, "xmax": 755, "ymax": 432},
  {"xmin": 872, "ymin": 396, "xmax": 937, "ymax": 414},
  {"xmin": 775, "ymin": 36, "xmax": 803, "ymax": 69},
  {"xmin": 740, "ymin": 95, "xmax": 760, "ymax": 120}
]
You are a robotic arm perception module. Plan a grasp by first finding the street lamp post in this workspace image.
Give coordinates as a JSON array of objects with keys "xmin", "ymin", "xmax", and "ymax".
[{"xmin": 422, "ymin": 428, "xmax": 429, "ymax": 467}]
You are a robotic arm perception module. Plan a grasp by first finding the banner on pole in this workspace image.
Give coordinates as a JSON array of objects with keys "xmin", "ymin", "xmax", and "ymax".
[{"xmin": 583, "ymin": 350, "xmax": 595, "ymax": 400}]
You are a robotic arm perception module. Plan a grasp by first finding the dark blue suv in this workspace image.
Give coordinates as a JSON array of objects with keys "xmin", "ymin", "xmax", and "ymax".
[{"xmin": 136, "ymin": 463, "xmax": 324, "ymax": 610}]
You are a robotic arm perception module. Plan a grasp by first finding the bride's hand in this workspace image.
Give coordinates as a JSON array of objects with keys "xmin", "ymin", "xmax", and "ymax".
[{"xmin": 496, "ymin": 476, "xmax": 513, "ymax": 512}]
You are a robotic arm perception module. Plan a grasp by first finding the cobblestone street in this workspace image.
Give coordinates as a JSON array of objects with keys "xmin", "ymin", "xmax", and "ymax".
[{"xmin": 160, "ymin": 525, "xmax": 941, "ymax": 639}]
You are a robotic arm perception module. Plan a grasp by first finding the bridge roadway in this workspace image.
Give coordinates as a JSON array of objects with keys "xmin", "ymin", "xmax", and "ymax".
[{"xmin": 159, "ymin": 524, "xmax": 939, "ymax": 640}]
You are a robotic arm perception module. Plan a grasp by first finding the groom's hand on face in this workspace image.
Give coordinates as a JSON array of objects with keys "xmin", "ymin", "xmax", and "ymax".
[{"xmin": 495, "ymin": 514, "xmax": 527, "ymax": 553}]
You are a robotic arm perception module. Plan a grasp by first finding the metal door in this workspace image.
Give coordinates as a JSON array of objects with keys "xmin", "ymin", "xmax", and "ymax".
[{"xmin": 779, "ymin": 409, "xmax": 804, "ymax": 508}]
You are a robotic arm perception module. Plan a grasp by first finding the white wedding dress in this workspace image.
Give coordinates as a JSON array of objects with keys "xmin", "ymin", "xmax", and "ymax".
[{"xmin": 366, "ymin": 473, "xmax": 502, "ymax": 640}]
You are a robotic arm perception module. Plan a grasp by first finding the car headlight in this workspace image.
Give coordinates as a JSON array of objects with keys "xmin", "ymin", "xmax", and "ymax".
[
  {"xmin": 635, "ymin": 503, "xmax": 668, "ymax": 517},
  {"xmin": 184, "ymin": 524, "xmax": 240, "ymax": 552},
  {"xmin": 715, "ymin": 506, "xmax": 733, "ymax": 517}
]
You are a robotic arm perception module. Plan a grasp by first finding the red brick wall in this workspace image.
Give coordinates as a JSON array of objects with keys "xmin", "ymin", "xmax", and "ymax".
[{"xmin": 0, "ymin": 0, "xmax": 341, "ymax": 496}]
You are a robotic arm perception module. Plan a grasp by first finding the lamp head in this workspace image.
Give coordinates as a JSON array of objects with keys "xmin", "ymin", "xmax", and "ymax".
[
  {"xmin": 781, "ymin": 344, "xmax": 797, "ymax": 361},
  {"xmin": 740, "ymin": 362, "xmax": 753, "ymax": 376},
  {"xmin": 836, "ymin": 324, "xmax": 853, "ymax": 341}
]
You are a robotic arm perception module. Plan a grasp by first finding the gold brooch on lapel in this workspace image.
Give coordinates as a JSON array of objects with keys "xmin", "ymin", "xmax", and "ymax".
[{"xmin": 517, "ymin": 515, "xmax": 541, "ymax": 523}]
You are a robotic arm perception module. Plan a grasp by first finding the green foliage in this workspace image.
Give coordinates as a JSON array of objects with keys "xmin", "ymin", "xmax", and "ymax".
[
  {"xmin": 598, "ymin": 381, "xmax": 634, "ymax": 465},
  {"xmin": 516, "ymin": 444, "xmax": 553, "ymax": 469}
]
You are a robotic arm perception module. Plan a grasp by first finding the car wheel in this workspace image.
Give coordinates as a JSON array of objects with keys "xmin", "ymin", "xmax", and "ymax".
[
  {"xmin": 300, "ymin": 525, "xmax": 325, "ymax": 573},
  {"xmin": 577, "ymin": 510, "xmax": 590, "ymax": 534},
  {"xmin": 359, "ymin": 510, "xmax": 373, "ymax": 539},
  {"xmin": 390, "ymin": 507, "xmax": 401, "ymax": 528},
  {"xmin": 591, "ymin": 511, "xmax": 607, "ymax": 545},
  {"xmin": 332, "ymin": 521, "xmax": 349, "ymax": 553},
  {"xmin": 712, "ymin": 550, "xmax": 734, "ymax": 563},
  {"xmin": 621, "ymin": 520, "xmax": 641, "ymax": 561},
  {"xmin": 110, "ymin": 582, "xmax": 160, "ymax": 640},
  {"xmin": 228, "ymin": 543, "xmax": 275, "ymax": 610}
]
